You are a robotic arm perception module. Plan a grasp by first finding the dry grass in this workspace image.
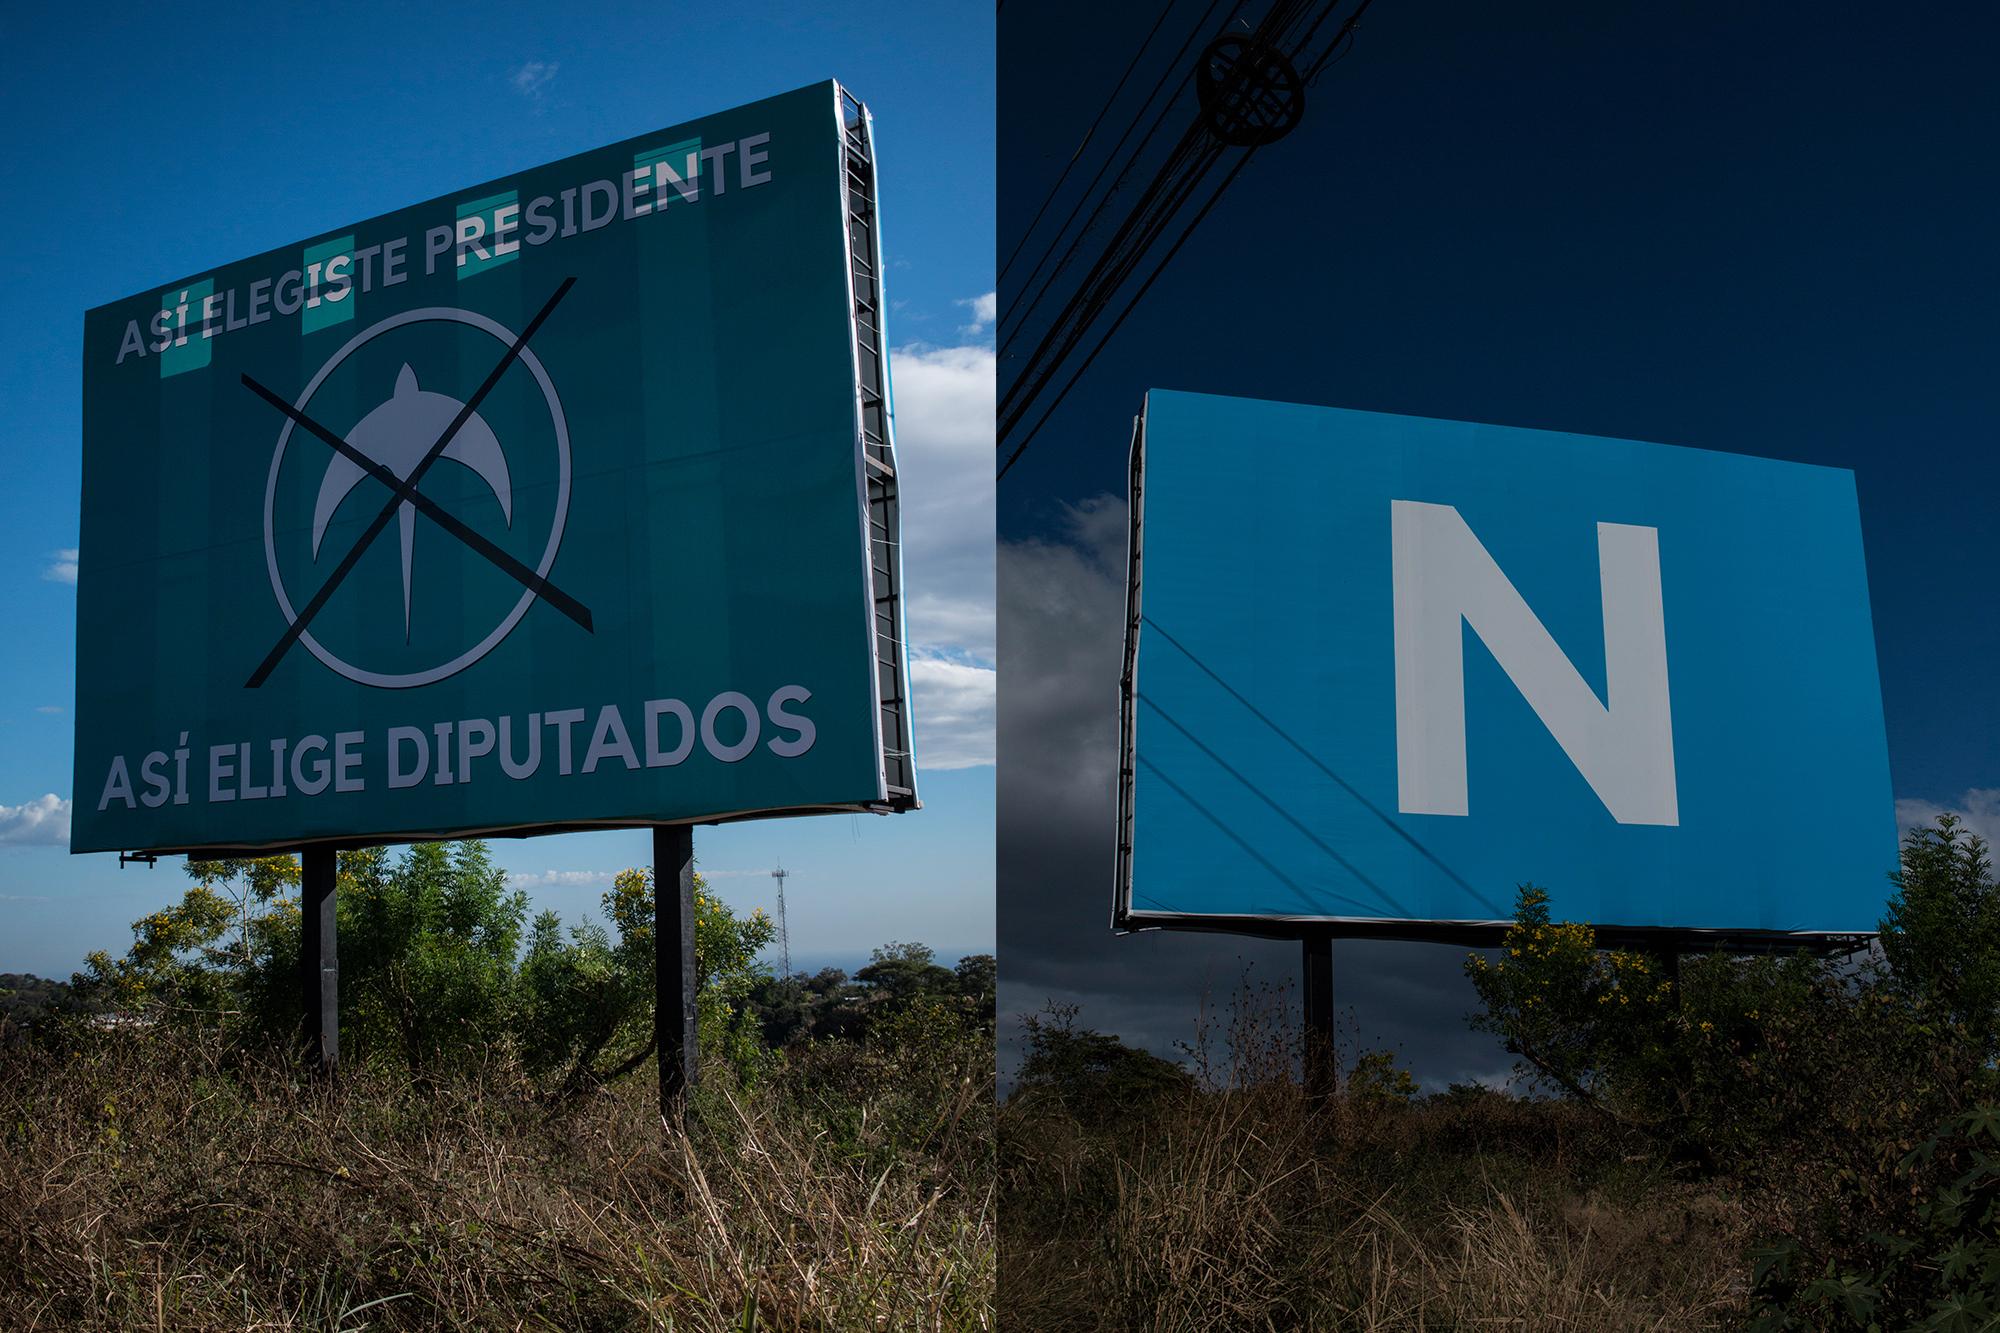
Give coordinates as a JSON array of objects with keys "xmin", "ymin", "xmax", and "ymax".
[
  {"xmin": 1000, "ymin": 1082, "xmax": 1752, "ymax": 1332},
  {"xmin": 0, "ymin": 1024, "xmax": 993, "ymax": 1330},
  {"xmin": 1324, "ymin": 1184, "xmax": 1747, "ymax": 1330}
]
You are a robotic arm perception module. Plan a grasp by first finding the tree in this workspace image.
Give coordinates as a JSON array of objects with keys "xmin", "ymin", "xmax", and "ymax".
[
  {"xmin": 856, "ymin": 941, "xmax": 957, "ymax": 1003},
  {"xmin": 1456, "ymin": 817, "xmax": 2000, "ymax": 1321},
  {"xmin": 744, "ymin": 947, "xmax": 994, "ymax": 1051},
  {"xmin": 1465, "ymin": 818, "xmax": 2000, "ymax": 1172},
  {"xmin": 72, "ymin": 842, "xmax": 900, "ymax": 1098},
  {"xmin": 521, "ymin": 865, "xmax": 775, "ymax": 1090},
  {"xmin": 1346, "ymin": 1049, "xmax": 1419, "ymax": 1104},
  {"xmin": 1464, "ymin": 883, "xmax": 1852, "ymax": 1167},
  {"xmin": 77, "ymin": 854, "xmax": 299, "ymax": 1021},
  {"xmin": 743, "ymin": 967, "xmax": 859, "ymax": 1047},
  {"xmin": 1463, "ymin": 884, "xmax": 1674, "ymax": 1108},
  {"xmin": 326, "ymin": 842, "xmax": 529, "ymax": 1070},
  {"xmin": 1013, "ymin": 1003, "xmax": 1192, "ymax": 1122},
  {"xmin": 954, "ymin": 953, "xmax": 998, "ymax": 1037},
  {"xmin": 1881, "ymin": 813, "xmax": 2000, "ymax": 1061}
]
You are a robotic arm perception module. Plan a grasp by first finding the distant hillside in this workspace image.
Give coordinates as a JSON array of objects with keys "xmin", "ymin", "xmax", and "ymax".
[{"xmin": 0, "ymin": 974, "xmax": 89, "ymax": 1038}]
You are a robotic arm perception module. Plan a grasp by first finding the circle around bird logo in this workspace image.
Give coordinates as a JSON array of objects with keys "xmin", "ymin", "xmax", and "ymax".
[{"xmin": 260, "ymin": 307, "xmax": 572, "ymax": 689}]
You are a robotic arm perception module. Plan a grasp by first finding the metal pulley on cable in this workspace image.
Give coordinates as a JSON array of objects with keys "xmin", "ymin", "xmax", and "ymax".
[
  {"xmin": 1000, "ymin": 1, "xmax": 1375, "ymax": 481},
  {"xmin": 1196, "ymin": 36, "xmax": 1306, "ymax": 147}
]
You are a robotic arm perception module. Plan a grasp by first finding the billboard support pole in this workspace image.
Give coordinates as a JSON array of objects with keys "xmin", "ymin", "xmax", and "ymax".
[
  {"xmin": 655, "ymin": 824, "xmax": 699, "ymax": 1121},
  {"xmin": 299, "ymin": 846, "xmax": 338, "ymax": 1076},
  {"xmin": 1303, "ymin": 930, "xmax": 1334, "ymax": 1102}
]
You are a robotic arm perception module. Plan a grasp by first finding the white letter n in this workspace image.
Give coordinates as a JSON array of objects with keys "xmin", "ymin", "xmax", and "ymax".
[{"xmin": 1392, "ymin": 500, "xmax": 1678, "ymax": 826}]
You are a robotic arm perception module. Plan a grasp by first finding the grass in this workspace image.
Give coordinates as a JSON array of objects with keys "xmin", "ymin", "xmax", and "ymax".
[
  {"xmin": 0, "ymin": 1022, "xmax": 994, "ymax": 1330},
  {"xmin": 999, "ymin": 992, "xmax": 1757, "ymax": 1333}
]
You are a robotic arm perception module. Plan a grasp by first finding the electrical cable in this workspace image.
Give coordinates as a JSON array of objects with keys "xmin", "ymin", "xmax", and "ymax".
[
  {"xmin": 998, "ymin": 144, "xmax": 1262, "ymax": 481},
  {"xmin": 1003, "ymin": 0, "xmax": 1305, "ymax": 429},
  {"xmin": 1002, "ymin": 0, "xmax": 1246, "ymax": 357},
  {"xmin": 997, "ymin": 0, "xmax": 1378, "ymax": 481},
  {"xmin": 998, "ymin": 0, "xmax": 1186, "ymax": 288},
  {"xmin": 1000, "ymin": 124, "xmax": 1219, "ymax": 428},
  {"xmin": 1004, "ymin": 0, "xmax": 1313, "ymax": 406}
]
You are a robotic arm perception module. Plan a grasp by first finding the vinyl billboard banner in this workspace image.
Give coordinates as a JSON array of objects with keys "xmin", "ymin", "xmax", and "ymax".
[
  {"xmin": 1117, "ymin": 391, "xmax": 1896, "ymax": 943},
  {"xmin": 74, "ymin": 81, "xmax": 918, "ymax": 856}
]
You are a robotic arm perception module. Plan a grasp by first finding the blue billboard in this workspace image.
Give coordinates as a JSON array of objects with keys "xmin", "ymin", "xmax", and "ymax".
[{"xmin": 1117, "ymin": 391, "xmax": 1897, "ymax": 940}]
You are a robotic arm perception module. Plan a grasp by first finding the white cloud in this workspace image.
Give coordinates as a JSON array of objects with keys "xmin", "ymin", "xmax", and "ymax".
[
  {"xmin": 887, "ymin": 341, "xmax": 995, "ymax": 769},
  {"xmin": 34, "ymin": 705, "xmax": 62, "ymax": 716},
  {"xmin": 956, "ymin": 291, "xmax": 997, "ymax": 337},
  {"xmin": 888, "ymin": 343, "xmax": 995, "ymax": 669},
  {"xmin": 508, "ymin": 868, "xmax": 614, "ymax": 890},
  {"xmin": 911, "ymin": 653, "xmax": 996, "ymax": 770},
  {"xmin": 1896, "ymin": 788, "xmax": 2000, "ymax": 849},
  {"xmin": 892, "ymin": 344, "xmax": 994, "ymax": 453},
  {"xmin": 510, "ymin": 61, "xmax": 558, "ymax": 100},
  {"xmin": 509, "ymin": 866, "xmax": 780, "ymax": 890},
  {"xmin": 42, "ymin": 549, "xmax": 77, "ymax": 584},
  {"xmin": 0, "ymin": 794, "xmax": 69, "ymax": 847},
  {"xmin": 997, "ymin": 497, "xmax": 1128, "ymax": 818}
]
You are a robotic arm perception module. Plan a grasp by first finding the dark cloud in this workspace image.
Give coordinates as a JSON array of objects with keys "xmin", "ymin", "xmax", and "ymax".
[{"xmin": 998, "ymin": 499, "xmax": 1513, "ymax": 1091}]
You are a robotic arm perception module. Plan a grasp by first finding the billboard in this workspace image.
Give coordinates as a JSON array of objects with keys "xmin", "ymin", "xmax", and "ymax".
[
  {"xmin": 74, "ymin": 81, "xmax": 918, "ymax": 856},
  {"xmin": 1117, "ymin": 391, "xmax": 1896, "ymax": 944}
]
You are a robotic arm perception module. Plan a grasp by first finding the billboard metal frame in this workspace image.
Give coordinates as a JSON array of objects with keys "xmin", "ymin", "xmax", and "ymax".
[
  {"xmin": 840, "ymin": 86, "xmax": 919, "ymax": 810},
  {"xmin": 98, "ymin": 80, "xmax": 919, "ymax": 862},
  {"xmin": 1113, "ymin": 395, "xmax": 1877, "ymax": 959}
]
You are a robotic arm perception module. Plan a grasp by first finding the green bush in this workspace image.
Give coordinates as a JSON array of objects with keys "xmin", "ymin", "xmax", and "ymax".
[
  {"xmin": 1464, "ymin": 814, "xmax": 2000, "ymax": 1322},
  {"xmin": 743, "ymin": 943, "xmax": 997, "ymax": 1051},
  {"xmin": 1749, "ymin": 1104, "xmax": 2000, "ymax": 1331},
  {"xmin": 74, "ymin": 841, "xmax": 777, "ymax": 1092},
  {"xmin": 1011, "ymin": 1002, "xmax": 1193, "ymax": 1124}
]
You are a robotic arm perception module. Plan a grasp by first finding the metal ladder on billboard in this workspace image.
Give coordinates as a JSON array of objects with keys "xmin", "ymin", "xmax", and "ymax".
[{"xmin": 841, "ymin": 87, "xmax": 916, "ymax": 803}]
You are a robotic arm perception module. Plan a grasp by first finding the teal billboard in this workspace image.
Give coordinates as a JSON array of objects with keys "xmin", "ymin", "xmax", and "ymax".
[
  {"xmin": 1119, "ymin": 392, "xmax": 1895, "ymax": 942},
  {"xmin": 74, "ymin": 81, "xmax": 918, "ymax": 855}
]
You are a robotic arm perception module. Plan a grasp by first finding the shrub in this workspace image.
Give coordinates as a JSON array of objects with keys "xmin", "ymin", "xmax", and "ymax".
[
  {"xmin": 1011, "ymin": 1003, "xmax": 1193, "ymax": 1124},
  {"xmin": 1463, "ymin": 814, "xmax": 2000, "ymax": 1322},
  {"xmin": 1749, "ymin": 1104, "xmax": 2000, "ymax": 1331}
]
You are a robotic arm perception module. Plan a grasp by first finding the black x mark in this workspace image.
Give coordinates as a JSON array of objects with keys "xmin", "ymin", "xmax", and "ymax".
[{"xmin": 243, "ymin": 276, "xmax": 587, "ymax": 688}]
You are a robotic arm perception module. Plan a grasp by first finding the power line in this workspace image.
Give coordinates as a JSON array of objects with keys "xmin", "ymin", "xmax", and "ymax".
[
  {"xmin": 999, "ymin": 128, "xmax": 1223, "ymax": 437},
  {"xmin": 998, "ymin": 0, "xmax": 1187, "ymax": 289},
  {"xmin": 1001, "ymin": 0, "xmax": 1312, "ymax": 434},
  {"xmin": 1003, "ymin": 0, "xmax": 1247, "ymax": 360},
  {"xmin": 996, "ymin": 0, "xmax": 1378, "ymax": 482},
  {"xmin": 998, "ymin": 146, "xmax": 1260, "ymax": 481},
  {"xmin": 1001, "ymin": 0, "xmax": 1313, "ymax": 419}
]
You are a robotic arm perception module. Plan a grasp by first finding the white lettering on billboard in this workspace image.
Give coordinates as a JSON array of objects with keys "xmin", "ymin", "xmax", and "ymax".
[{"xmin": 1392, "ymin": 500, "xmax": 1678, "ymax": 826}]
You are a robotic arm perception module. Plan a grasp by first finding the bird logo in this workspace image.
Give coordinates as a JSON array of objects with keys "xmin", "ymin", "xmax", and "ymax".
[
  {"xmin": 311, "ymin": 363, "xmax": 514, "ymax": 636},
  {"xmin": 260, "ymin": 305, "xmax": 574, "ymax": 691}
]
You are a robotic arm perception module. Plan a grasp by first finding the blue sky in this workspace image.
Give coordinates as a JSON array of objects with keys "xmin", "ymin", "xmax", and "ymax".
[{"xmin": 0, "ymin": 0, "xmax": 994, "ymax": 978}]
